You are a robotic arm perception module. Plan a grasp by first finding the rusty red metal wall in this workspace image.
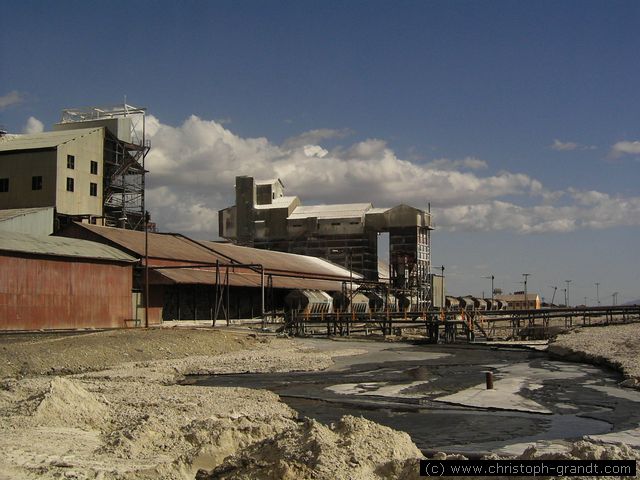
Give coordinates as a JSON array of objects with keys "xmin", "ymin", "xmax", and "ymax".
[{"xmin": 0, "ymin": 254, "xmax": 133, "ymax": 331}]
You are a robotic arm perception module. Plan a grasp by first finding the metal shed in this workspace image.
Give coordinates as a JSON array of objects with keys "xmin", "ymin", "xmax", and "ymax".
[{"xmin": 0, "ymin": 231, "xmax": 136, "ymax": 331}]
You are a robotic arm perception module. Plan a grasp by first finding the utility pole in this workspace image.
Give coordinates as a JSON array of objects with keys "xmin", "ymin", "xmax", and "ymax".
[
  {"xmin": 522, "ymin": 273, "xmax": 531, "ymax": 309},
  {"xmin": 483, "ymin": 275, "xmax": 495, "ymax": 301},
  {"xmin": 595, "ymin": 282, "xmax": 600, "ymax": 306},
  {"xmin": 612, "ymin": 292, "xmax": 618, "ymax": 306},
  {"xmin": 549, "ymin": 285, "xmax": 558, "ymax": 305},
  {"xmin": 565, "ymin": 280, "xmax": 572, "ymax": 307},
  {"xmin": 563, "ymin": 288, "xmax": 567, "ymax": 307},
  {"xmin": 441, "ymin": 265, "xmax": 445, "ymax": 309}
]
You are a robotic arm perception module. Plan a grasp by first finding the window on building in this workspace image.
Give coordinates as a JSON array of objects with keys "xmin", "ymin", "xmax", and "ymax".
[
  {"xmin": 0, "ymin": 178, "xmax": 8, "ymax": 192},
  {"xmin": 89, "ymin": 182, "xmax": 97, "ymax": 196},
  {"xmin": 67, "ymin": 155, "xmax": 75, "ymax": 169},
  {"xmin": 32, "ymin": 176, "xmax": 43, "ymax": 190},
  {"xmin": 90, "ymin": 161, "xmax": 98, "ymax": 175},
  {"xmin": 66, "ymin": 177, "xmax": 74, "ymax": 192}
]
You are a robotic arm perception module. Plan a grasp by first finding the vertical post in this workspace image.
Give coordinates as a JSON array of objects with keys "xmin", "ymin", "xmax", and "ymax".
[
  {"xmin": 441, "ymin": 265, "xmax": 445, "ymax": 310},
  {"xmin": 491, "ymin": 275, "xmax": 494, "ymax": 301},
  {"xmin": 565, "ymin": 280, "xmax": 572, "ymax": 307},
  {"xmin": 144, "ymin": 210, "xmax": 149, "ymax": 328},
  {"xmin": 348, "ymin": 250, "xmax": 353, "ymax": 336},
  {"xmin": 261, "ymin": 266, "xmax": 265, "ymax": 330},
  {"xmin": 595, "ymin": 282, "xmax": 600, "ymax": 306},
  {"xmin": 522, "ymin": 273, "xmax": 531, "ymax": 310}
]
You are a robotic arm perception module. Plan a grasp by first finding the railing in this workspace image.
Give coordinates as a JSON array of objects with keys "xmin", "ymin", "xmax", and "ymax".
[{"xmin": 284, "ymin": 305, "xmax": 640, "ymax": 342}]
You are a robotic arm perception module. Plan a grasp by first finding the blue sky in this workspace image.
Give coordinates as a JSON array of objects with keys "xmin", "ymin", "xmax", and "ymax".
[{"xmin": 1, "ymin": 1, "xmax": 639, "ymax": 303}]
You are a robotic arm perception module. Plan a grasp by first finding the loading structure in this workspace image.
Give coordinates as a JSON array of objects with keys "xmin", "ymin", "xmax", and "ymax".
[{"xmin": 219, "ymin": 176, "xmax": 436, "ymax": 309}]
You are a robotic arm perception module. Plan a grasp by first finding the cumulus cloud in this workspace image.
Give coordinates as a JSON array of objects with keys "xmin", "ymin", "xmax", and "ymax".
[
  {"xmin": 550, "ymin": 139, "xmax": 596, "ymax": 151},
  {"xmin": 143, "ymin": 114, "xmax": 640, "ymax": 237},
  {"xmin": 22, "ymin": 116, "xmax": 44, "ymax": 134},
  {"xmin": 0, "ymin": 91, "xmax": 24, "ymax": 110},
  {"xmin": 609, "ymin": 140, "xmax": 640, "ymax": 158},
  {"xmin": 282, "ymin": 128, "xmax": 352, "ymax": 150},
  {"xmin": 426, "ymin": 156, "xmax": 488, "ymax": 170}
]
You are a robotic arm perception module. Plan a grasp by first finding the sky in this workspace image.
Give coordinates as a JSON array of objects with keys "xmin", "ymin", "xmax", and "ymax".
[{"xmin": 1, "ymin": 0, "xmax": 639, "ymax": 304}]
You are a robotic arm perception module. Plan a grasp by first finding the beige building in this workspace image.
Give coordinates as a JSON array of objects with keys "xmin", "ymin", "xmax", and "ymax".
[
  {"xmin": 0, "ymin": 105, "xmax": 148, "ymax": 231},
  {"xmin": 0, "ymin": 128, "xmax": 105, "ymax": 220},
  {"xmin": 495, "ymin": 292, "xmax": 541, "ymax": 310}
]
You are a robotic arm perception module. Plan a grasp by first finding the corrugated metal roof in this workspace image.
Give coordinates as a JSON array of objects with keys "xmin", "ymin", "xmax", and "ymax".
[
  {"xmin": 0, "ymin": 230, "xmax": 136, "ymax": 263},
  {"xmin": 288, "ymin": 203, "xmax": 372, "ymax": 220},
  {"xmin": 367, "ymin": 207, "xmax": 390, "ymax": 215},
  {"xmin": 255, "ymin": 178, "xmax": 283, "ymax": 186},
  {"xmin": 69, "ymin": 223, "xmax": 225, "ymax": 264},
  {"xmin": 151, "ymin": 267, "xmax": 346, "ymax": 291},
  {"xmin": 195, "ymin": 239, "xmax": 361, "ymax": 280},
  {"xmin": 66, "ymin": 223, "xmax": 359, "ymax": 288},
  {"xmin": 0, "ymin": 207, "xmax": 54, "ymax": 222},
  {"xmin": 254, "ymin": 196, "xmax": 297, "ymax": 210},
  {"xmin": 0, "ymin": 127, "xmax": 103, "ymax": 152}
]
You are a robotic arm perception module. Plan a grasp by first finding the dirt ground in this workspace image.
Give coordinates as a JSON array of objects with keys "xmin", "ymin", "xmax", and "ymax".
[
  {"xmin": 0, "ymin": 325, "xmax": 639, "ymax": 479},
  {"xmin": 0, "ymin": 328, "xmax": 255, "ymax": 378}
]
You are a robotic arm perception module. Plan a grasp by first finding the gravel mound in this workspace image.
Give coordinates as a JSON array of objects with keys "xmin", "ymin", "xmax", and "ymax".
[{"xmin": 34, "ymin": 377, "xmax": 109, "ymax": 430}]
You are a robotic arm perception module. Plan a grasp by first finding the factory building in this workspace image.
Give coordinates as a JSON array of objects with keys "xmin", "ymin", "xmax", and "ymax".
[
  {"xmin": 0, "ymin": 230, "xmax": 136, "ymax": 331},
  {"xmin": 0, "ymin": 104, "xmax": 148, "ymax": 231},
  {"xmin": 60, "ymin": 222, "xmax": 360, "ymax": 324},
  {"xmin": 219, "ymin": 176, "xmax": 436, "ymax": 307}
]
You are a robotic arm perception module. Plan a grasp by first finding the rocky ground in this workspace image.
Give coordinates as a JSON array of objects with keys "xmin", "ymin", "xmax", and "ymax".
[{"xmin": 0, "ymin": 325, "xmax": 638, "ymax": 479}]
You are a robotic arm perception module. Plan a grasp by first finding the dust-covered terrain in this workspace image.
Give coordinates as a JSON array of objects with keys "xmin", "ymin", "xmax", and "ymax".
[
  {"xmin": 0, "ymin": 326, "xmax": 639, "ymax": 479},
  {"xmin": 549, "ymin": 322, "xmax": 640, "ymax": 389}
]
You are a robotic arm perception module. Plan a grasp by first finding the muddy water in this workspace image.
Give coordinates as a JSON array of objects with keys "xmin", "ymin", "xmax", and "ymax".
[{"xmin": 185, "ymin": 341, "xmax": 640, "ymax": 455}]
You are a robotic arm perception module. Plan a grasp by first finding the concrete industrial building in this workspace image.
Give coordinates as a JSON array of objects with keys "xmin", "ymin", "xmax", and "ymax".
[
  {"xmin": 0, "ymin": 104, "xmax": 148, "ymax": 231},
  {"xmin": 219, "ymin": 176, "xmax": 437, "ymax": 307}
]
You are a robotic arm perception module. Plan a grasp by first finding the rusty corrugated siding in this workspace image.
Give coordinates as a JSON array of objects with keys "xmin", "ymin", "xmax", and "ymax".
[{"xmin": 0, "ymin": 254, "xmax": 133, "ymax": 331}]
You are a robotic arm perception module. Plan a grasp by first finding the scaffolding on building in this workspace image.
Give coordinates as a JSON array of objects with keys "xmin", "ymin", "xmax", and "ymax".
[{"xmin": 58, "ymin": 104, "xmax": 150, "ymax": 230}]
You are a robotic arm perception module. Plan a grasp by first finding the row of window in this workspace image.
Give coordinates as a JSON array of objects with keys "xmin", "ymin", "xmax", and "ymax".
[
  {"xmin": 0, "ymin": 177, "xmax": 98, "ymax": 196},
  {"xmin": 67, "ymin": 155, "xmax": 99, "ymax": 175}
]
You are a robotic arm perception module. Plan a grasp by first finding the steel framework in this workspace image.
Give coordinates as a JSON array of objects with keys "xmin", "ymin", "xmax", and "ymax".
[{"xmin": 59, "ymin": 104, "xmax": 150, "ymax": 230}]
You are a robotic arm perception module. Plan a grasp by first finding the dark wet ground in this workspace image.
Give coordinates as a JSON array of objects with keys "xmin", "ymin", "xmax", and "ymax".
[{"xmin": 184, "ymin": 340, "xmax": 640, "ymax": 455}]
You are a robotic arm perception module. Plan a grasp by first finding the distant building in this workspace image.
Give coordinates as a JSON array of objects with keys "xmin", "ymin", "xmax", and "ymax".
[
  {"xmin": 219, "ymin": 176, "xmax": 436, "ymax": 307},
  {"xmin": 0, "ymin": 104, "xmax": 148, "ymax": 231},
  {"xmin": 495, "ymin": 292, "xmax": 541, "ymax": 310}
]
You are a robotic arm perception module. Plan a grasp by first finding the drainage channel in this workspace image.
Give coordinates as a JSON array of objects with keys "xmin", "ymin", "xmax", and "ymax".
[{"xmin": 183, "ymin": 342, "xmax": 640, "ymax": 456}]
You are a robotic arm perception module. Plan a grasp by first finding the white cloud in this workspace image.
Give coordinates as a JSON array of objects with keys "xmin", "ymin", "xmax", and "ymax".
[
  {"xmin": 0, "ymin": 91, "xmax": 24, "ymax": 110},
  {"xmin": 282, "ymin": 128, "xmax": 352, "ymax": 150},
  {"xmin": 551, "ymin": 139, "xmax": 597, "ymax": 151},
  {"xmin": 609, "ymin": 140, "xmax": 640, "ymax": 158},
  {"xmin": 427, "ymin": 156, "xmax": 488, "ymax": 170},
  {"xmin": 22, "ymin": 116, "xmax": 44, "ymax": 134},
  {"xmin": 143, "ymin": 114, "xmax": 640, "ymax": 237}
]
